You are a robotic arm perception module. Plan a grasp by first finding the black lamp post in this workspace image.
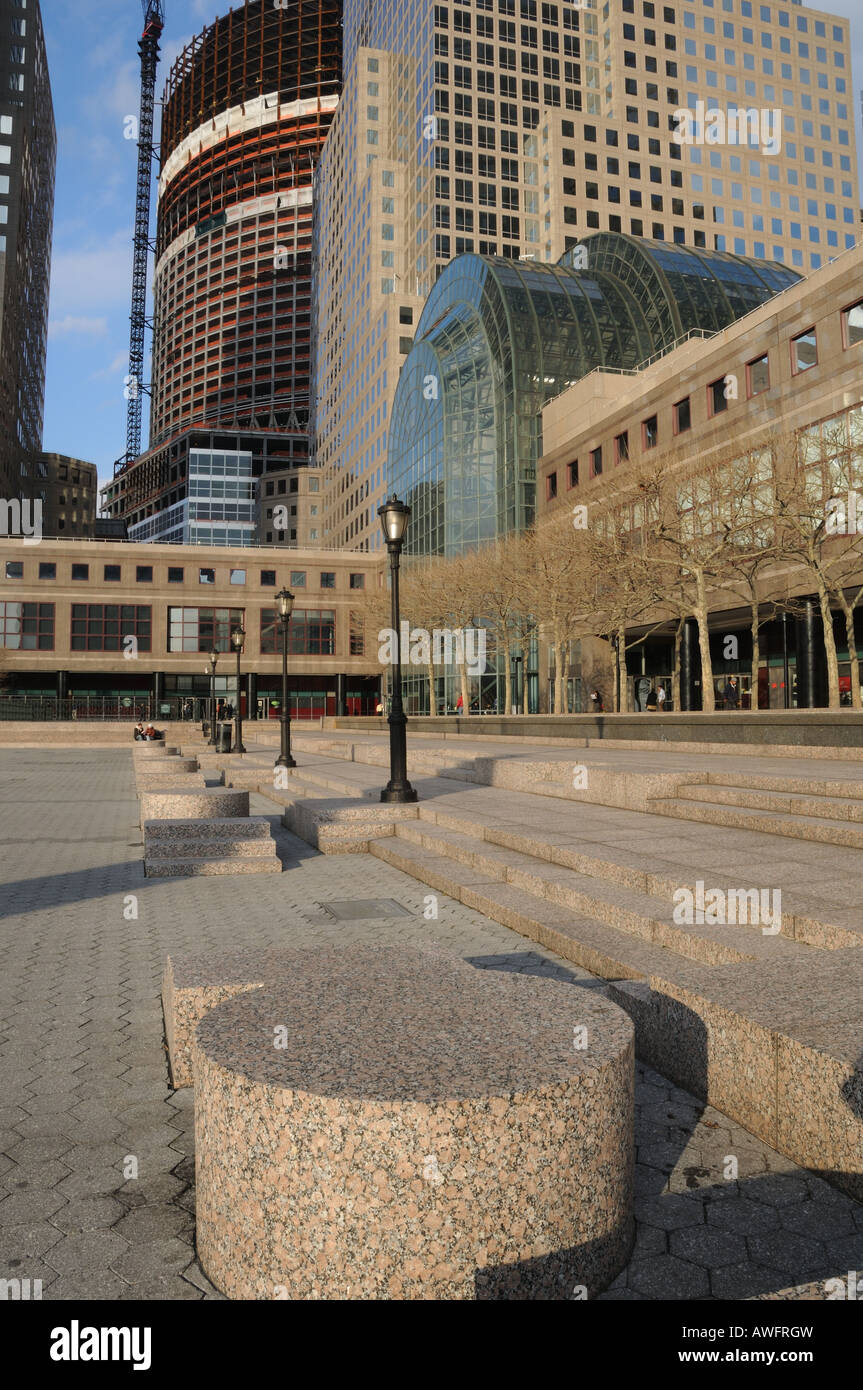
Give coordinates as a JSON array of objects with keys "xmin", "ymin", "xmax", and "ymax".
[
  {"xmin": 207, "ymin": 650, "xmax": 218, "ymax": 745},
  {"xmin": 274, "ymin": 588, "xmax": 296, "ymax": 769},
  {"xmin": 231, "ymin": 626, "xmax": 246, "ymax": 753},
  {"xmin": 379, "ymin": 495, "xmax": 417, "ymax": 803}
]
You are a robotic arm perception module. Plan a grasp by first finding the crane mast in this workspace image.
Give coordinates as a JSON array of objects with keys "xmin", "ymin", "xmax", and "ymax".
[{"xmin": 122, "ymin": 0, "xmax": 164, "ymax": 469}]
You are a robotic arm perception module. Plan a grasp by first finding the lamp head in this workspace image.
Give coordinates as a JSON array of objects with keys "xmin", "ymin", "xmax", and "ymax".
[
  {"xmin": 276, "ymin": 587, "xmax": 295, "ymax": 620},
  {"xmin": 378, "ymin": 494, "xmax": 410, "ymax": 546},
  {"xmin": 231, "ymin": 627, "xmax": 245, "ymax": 651}
]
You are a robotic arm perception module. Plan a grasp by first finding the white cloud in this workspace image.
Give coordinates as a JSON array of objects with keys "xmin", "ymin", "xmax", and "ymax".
[
  {"xmin": 89, "ymin": 349, "xmax": 129, "ymax": 380},
  {"xmin": 48, "ymin": 315, "xmax": 109, "ymax": 341},
  {"xmin": 48, "ymin": 233, "xmax": 132, "ymax": 317}
]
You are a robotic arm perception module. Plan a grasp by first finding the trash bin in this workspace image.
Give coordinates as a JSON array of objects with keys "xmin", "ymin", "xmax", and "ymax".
[
  {"xmin": 202, "ymin": 719, "xmax": 211, "ymax": 740},
  {"xmin": 217, "ymin": 722, "xmax": 232, "ymax": 753}
]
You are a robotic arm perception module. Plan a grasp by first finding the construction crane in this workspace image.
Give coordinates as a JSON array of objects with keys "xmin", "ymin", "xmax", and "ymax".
[{"xmin": 119, "ymin": 0, "xmax": 165, "ymax": 472}]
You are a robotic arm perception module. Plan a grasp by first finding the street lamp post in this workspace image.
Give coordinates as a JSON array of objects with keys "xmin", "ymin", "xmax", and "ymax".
[
  {"xmin": 231, "ymin": 627, "xmax": 246, "ymax": 754},
  {"xmin": 274, "ymin": 588, "xmax": 296, "ymax": 769},
  {"xmin": 379, "ymin": 495, "xmax": 417, "ymax": 803},
  {"xmin": 207, "ymin": 650, "xmax": 218, "ymax": 746}
]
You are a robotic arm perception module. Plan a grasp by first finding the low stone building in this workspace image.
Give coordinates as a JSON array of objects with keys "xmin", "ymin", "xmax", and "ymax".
[{"xmin": 0, "ymin": 537, "xmax": 384, "ymax": 718}]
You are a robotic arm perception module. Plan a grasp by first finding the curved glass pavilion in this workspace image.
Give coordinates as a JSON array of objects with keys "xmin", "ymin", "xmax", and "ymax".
[{"xmin": 388, "ymin": 233, "xmax": 799, "ymax": 556}]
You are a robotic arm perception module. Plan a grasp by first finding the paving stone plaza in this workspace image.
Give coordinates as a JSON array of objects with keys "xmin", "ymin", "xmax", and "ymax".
[{"xmin": 1, "ymin": 733, "xmax": 862, "ymax": 1305}]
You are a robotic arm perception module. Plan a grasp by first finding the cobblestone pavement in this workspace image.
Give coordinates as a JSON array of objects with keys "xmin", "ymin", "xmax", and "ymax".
[{"xmin": 0, "ymin": 749, "xmax": 861, "ymax": 1301}]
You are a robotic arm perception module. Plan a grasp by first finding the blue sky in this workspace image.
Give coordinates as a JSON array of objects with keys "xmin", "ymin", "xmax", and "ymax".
[
  {"xmin": 41, "ymin": 0, "xmax": 220, "ymax": 493},
  {"xmin": 40, "ymin": 0, "xmax": 863, "ymax": 501}
]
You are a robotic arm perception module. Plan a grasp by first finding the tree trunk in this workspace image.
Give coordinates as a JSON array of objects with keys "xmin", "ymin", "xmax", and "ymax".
[
  {"xmin": 617, "ymin": 626, "xmax": 628, "ymax": 712},
  {"xmin": 426, "ymin": 660, "xmax": 436, "ymax": 716},
  {"xmin": 459, "ymin": 661, "xmax": 471, "ymax": 716},
  {"xmin": 555, "ymin": 639, "xmax": 568, "ymax": 715},
  {"xmin": 837, "ymin": 596, "xmax": 861, "ymax": 708},
  {"xmin": 750, "ymin": 605, "xmax": 761, "ymax": 711},
  {"xmin": 503, "ymin": 640, "xmax": 512, "ymax": 715},
  {"xmin": 694, "ymin": 571, "xmax": 715, "ymax": 713},
  {"xmin": 521, "ymin": 640, "xmax": 530, "ymax": 714},
  {"xmin": 815, "ymin": 580, "xmax": 840, "ymax": 709},
  {"xmin": 672, "ymin": 618, "xmax": 684, "ymax": 712}
]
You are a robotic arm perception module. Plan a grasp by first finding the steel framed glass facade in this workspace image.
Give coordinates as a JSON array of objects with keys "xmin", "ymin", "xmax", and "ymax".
[{"xmin": 389, "ymin": 232, "xmax": 800, "ymax": 555}]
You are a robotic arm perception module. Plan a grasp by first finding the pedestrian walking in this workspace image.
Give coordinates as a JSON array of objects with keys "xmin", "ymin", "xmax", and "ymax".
[
  {"xmin": 645, "ymin": 687, "xmax": 658, "ymax": 712},
  {"xmin": 657, "ymin": 683, "xmax": 666, "ymax": 711},
  {"xmin": 589, "ymin": 688, "xmax": 604, "ymax": 713},
  {"xmin": 723, "ymin": 676, "xmax": 740, "ymax": 710}
]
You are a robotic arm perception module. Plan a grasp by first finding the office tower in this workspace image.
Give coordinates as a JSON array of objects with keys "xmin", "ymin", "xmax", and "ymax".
[
  {"xmin": 0, "ymin": 0, "xmax": 55, "ymax": 505},
  {"xmin": 312, "ymin": 0, "xmax": 858, "ymax": 552},
  {"xmin": 102, "ymin": 0, "xmax": 341, "ymax": 546}
]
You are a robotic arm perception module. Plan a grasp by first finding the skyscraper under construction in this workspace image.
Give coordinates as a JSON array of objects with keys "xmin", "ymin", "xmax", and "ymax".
[{"xmin": 102, "ymin": 0, "xmax": 341, "ymax": 546}]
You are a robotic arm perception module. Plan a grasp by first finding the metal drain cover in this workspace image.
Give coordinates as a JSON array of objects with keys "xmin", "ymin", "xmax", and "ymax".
[{"xmin": 316, "ymin": 898, "xmax": 413, "ymax": 920}]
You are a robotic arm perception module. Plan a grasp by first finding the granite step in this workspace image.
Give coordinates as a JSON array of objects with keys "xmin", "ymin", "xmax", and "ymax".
[
  {"xmin": 376, "ymin": 830, "xmax": 775, "ymax": 967},
  {"xmin": 142, "ymin": 816, "xmax": 273, "ymax": 840},
  {"xmin": 650, "ymin": 794, "xmax": 863, "ymax": 849},
  {"xmin": 677, "ymin": 781, "xmax": 863, "ymax": 823},
  {"xmin": 144, "ymin": 855, "xmax": 282, "ymax": 877},
  {"xmin": 144, "ymin": 837, "xmax": 278, "ymax": 860}
]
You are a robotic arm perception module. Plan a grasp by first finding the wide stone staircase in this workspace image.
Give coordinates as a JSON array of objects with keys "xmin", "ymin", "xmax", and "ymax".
[
  {"xmin": 206, "ymin": 733, "xmax": 863, "ymax": 1202},
  {"xmin": 650, "ymin": 771, "xmax": 863, "ymax": 849}
]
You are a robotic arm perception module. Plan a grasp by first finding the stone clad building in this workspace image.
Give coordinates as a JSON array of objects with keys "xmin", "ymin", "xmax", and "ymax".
[
  {"xmin": 0, "ymin": 539, "xmax": 384, "ymax": 717},
  {"xmin": 539, "ymin": 237, "xmax": 863, "ymax": 709}
]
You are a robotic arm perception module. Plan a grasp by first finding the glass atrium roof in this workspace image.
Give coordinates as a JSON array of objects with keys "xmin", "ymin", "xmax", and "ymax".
[{"xmin": 389, "ymin": 233, "xmax": 800, "ymax": 556}]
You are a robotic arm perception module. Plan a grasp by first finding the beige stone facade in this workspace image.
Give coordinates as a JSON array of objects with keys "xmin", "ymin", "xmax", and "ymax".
[
  {"xmin": 313, "ymin": 0, "xmax": 858, "ymax": 553},
  {"xmin": 0, "ymin": 537, "xmax": 384, "ymax": 714}
]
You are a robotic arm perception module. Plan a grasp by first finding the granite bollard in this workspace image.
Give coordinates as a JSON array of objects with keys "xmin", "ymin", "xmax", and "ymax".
[{"xmin": 194, "ymin": 943, "xmax": 635, "ymax": 1300}]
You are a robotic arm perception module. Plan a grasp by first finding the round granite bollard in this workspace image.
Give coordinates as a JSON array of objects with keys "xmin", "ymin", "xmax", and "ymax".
[
  {"xmin": 134, "ymin": 744, "xmax": 180, "ymax": 757},
  {"xmin": 194, "ymin": 944, "xmax": 635, "ymax": 1301},
  {"xmin": 139, "ymin": 787, "xmax": 249, "ymax": 821}
]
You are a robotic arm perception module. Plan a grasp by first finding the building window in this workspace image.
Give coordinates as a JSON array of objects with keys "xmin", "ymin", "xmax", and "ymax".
[
  {"xmin": 673, "ymin": 397, "xmax": 691, "ymax": 433},
  {"xmin": 71, "ymin": 564, "xmax": 89, "ymax": 581},
  {"xmin": 349, "ymin": 573, "xmax": 365, "ymax": 590},
  {"xmin": 590, "ymin": 446, "xmax": 602, "ymax": 477},
  {"xmin": 260, "ymin": 570, "xmax": 276, "ymax": 586},
  {"xmin": 642, "ymin": 414, "xmax": 659, "ymax": 448},
  {"xmin": 290, "ymin": 571, "xmax": 307, "ymax": 588},
  {"xmin": 747, "ymin": 353, "xmax": 770, "ymax": 396},
  {"xmin": 841, "ymin": 299, "xmax": 863, "ymax": 348},
  {"xmin": 104, "ymin": 565, "xmax": 121, "ymax": 583},
  {"xmin": 320, "ymin": 572, "xmax": 336, "ymax": 589},
  {"xmin": 38, "ymin": 563, "xmax": 56, "ymax": 580},
  {"xmin": 230, "ymin": 569, "xmax": 246, "ymax": 585},
  {"xmin": 136, "ymin": 566, "xmax": 153, "ymax": 583},
  {"xmin": 567, "ymin": 459, "xmax": 578, "ymax": 488},
  {"xmin": 708, "ymin": 378, "xmax": 729, "ymax": 416},
  {"xmin": 71, "ymin": 604, "xmax": 151, "ymax": 653},
  {"xmin": 260, "ymin": 609, "xmax": 335, "ymax": 655},
  {"xmin": 168, "ymin": 567, "xmax": 184, "ymax": 583},
  {"xmin": 5, "ymin": 561, "xmax": 23, "ymax": 579},
  {"xmin": 791, "ymin": 329, "xmax": 817, "ymax": 374},
  {"xmin": 614, "ymin": 431, "xmax": 629, "ymax": 464},
  {"xmin": 546, "ymin": 470, "xmax": 558, "ymax": 500},
  {"xmin": 168, "ymin": 607, "xmax": 243, "ymax": 653},
  {"xmin": 199, "ymin": 568, "xmax": 215, "ymax": 585},
  {"xmin": 0, "ymin": 602, "xmax": 54, "ymax": 650}
]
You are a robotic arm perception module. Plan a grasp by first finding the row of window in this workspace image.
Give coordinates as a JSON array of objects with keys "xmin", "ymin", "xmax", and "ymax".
[
  {"xmin": 546, "ymin": 297, "xmax": 863, "ymax": 497},
  {"xmin": 0, "ymin": 604, "xmax": 351, "ymax": 657},
  {"xmin": 2, "ymin": 562, "xmax": 367, "ymax": 591}
]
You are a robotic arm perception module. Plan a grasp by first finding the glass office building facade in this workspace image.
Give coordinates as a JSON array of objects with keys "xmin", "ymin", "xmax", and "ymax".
[
  {"xmin": 388, "ymin": 231, "xmax": 800, "ymax": 554},
  {"xmin": 313, "ymin": 0, "xmax": 856, "ymax": 553}
]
